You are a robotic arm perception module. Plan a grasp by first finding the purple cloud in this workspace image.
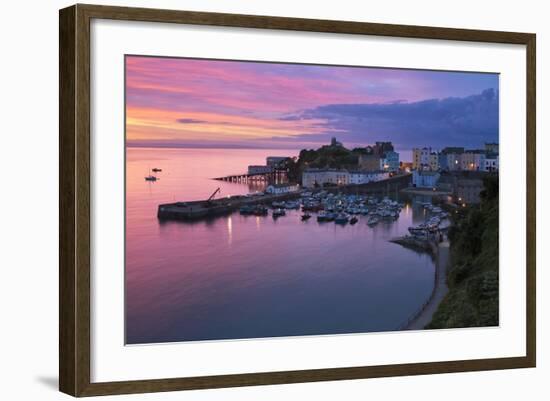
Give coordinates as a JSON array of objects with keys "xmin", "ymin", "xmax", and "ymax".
[
  {"xmin": 272, "ymin": 88, "xmax": 499, "ymax": 150},
  {"xmin": 176, "ymin": 118, "xmax": 207, "ymax": 124}
]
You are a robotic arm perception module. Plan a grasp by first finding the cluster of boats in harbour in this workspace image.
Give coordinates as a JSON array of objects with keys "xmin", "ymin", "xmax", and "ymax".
[
  {"xmin": 407, "ymin": 202, "xmax": 450, "ymax": 238},
  {"xmin": 236, "ymin": 189, "xmax": 453, "ymax": 239},
  {"xmin": 238, "ymin": 204, "xmax": 269, "ymax": 216},
  {"xmin": 238, "ymin": 200, "xmax": 300, "ymax": 218},
  {"xmin": 239, "ymin": 191, "xmax": 405, "ymax": 227}
]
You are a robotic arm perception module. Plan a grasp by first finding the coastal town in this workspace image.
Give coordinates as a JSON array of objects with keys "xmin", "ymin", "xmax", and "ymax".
[
  {"xmin": 155, "ymin": 136, "xmax": 497, "ymax": 276},
  {"xmin": 251, "ymin": 137, "xmax": 499, "ymax": 204},
  {"xmin": 156, "ymin": 137, "xmax": 499, "ymax": 222}
]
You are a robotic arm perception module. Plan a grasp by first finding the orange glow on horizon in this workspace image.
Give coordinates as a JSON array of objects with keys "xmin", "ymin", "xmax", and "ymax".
[{"xmin": 126, "ymin": 106, "xmax": 333, "ymax": 143}]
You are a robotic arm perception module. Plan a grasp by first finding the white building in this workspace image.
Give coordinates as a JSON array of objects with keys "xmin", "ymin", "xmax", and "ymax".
[
  {"xmin": 483, "ymin": 156, "xmax": 499, "ymax": 172},
  {"xmin": 302, "ymin": 168, "xmax": 391, "ymax": 188},
  {"xmin": 380, "ymin": 151, "xmax": 400, "ymax": 172},
  {"xmin": 412, "ymin": 170, "xmax": 441, "ymax": 188},
  {"xmin": 429, "ymin": 152, "xmax": 439, "ymax": 171},
  {"xmin": 438, "ymin": 147, "xmax": 464, "ymax": 171},
  {"xmin": 265, "ymin": 183, "xmax": 300, "ymax": 194},
  {"xmin": 368, "ymin": 171, "xmax": 390, "ymax": 182},
  {"xmin": 349, "ymin": 171, "xmax": 368, "ymax": 185},
  {"xmin": 461, "ymin": 151, "xmax": 486, "ymax": 171},
  {"xmin": 412, "ymin": 147, "xmax": 432, "ymax": 170},
  {"xmin": 346, "ymin": 171, "xmax": 391, "ymax": 185},
  {"xmin": 302, "ymin": 169, "xmax": 349, "ymax": 188},
  {"xmin": 439, "ymin": 152, "xmax": 462, "ymax": 171}
]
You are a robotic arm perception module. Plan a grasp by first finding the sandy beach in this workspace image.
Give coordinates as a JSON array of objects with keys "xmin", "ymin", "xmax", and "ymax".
[{"xmin": 405, "ymin": 240, "xmax": 450, "ymax": 330}]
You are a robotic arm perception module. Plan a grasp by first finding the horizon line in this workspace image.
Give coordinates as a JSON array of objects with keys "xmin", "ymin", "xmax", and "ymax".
[{"xmin": 125, "ymin": 142, "xmax": 485, "ymax": 154}]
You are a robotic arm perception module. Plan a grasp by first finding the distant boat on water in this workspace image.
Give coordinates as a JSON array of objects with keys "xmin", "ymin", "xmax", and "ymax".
[
  {"xmin": 145, "ymin": 167, "xmax": 158, "ymax": 181},
  {"xmin": 152, "ymin": 168, "xmax": 162, "ymax": 172}
]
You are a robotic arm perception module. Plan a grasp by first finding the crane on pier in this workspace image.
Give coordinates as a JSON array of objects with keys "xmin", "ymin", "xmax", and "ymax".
[{"xmin": 206, "ymin": 187, "xmax": 221, "ymax": 204}]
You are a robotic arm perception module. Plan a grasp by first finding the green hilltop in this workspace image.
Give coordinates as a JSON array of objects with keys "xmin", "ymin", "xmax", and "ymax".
[{"xmin": 284, "ymin": 143, "xmax": 367, "ymax": 183}]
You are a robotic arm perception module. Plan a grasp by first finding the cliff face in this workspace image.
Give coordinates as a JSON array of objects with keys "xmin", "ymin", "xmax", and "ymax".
[{"xmin": 427, "ymin": 175, "xmax": 499, "ymax": 329}]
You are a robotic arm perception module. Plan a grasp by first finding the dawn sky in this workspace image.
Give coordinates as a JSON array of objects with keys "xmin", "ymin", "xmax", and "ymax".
[{"xmin": 126, "ymin": 56, "xmax": 499, "ymax": 155}]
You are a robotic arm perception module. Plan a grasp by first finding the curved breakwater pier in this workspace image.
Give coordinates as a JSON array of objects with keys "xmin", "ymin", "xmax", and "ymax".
[{"xmin": 157, "ymin": 191, "xmax": 301, "ymax": 221}]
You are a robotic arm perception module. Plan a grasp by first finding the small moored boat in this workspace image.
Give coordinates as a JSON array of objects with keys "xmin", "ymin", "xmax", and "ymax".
[
  {"xmin": 335, "ymin": 213, "xmax": 349, "ymax": 225},
  {"xmin": 317, "ymin": 211, "xmax": 329, "ymax": 222},
  {"xmin": 272, "ymin": 208, "xmax": 286, "ymax": 218},
  {"xmin": 367, "ymin": 216, "xmax": 379, "ymax": 226},
  {"xmin": 239, "ymin": 205, "xmax": 254, "ymax": 215},
  {"xmin": 317, "ymin": 211, "xmax": 335, "ymax": 222},
  {"xmin": 253, "ymin": 205, "xmax": 268, "ymax": 216},
  {"xmin": 284, "ymin": 201, "xmax": 300, "ymax": 210}
]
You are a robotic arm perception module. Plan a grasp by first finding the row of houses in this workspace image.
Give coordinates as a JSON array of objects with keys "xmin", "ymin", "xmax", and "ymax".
[
  {"xmin": 302, "ymin": 168, "xmax": 390, "ymax": 189},
  {"xmin": 266, "ymin": 170, "xmax": 487, "ymax": 204},
  {"xmin": 412, "ymin": 143, "xmax": 499, "ymax": 172},
  {"xmin": 264, "ymin": 168, "xmax": 391, "ymax": 193}
]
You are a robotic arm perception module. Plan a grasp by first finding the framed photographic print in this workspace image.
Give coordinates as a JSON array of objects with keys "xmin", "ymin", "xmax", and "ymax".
[{"xmin": 59, "ymin": 4, "xmax": 536, "ymax": 397}]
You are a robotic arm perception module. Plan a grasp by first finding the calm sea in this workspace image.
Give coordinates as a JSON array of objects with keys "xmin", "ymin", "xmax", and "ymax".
[{"xmin": 125, "ymin": 147, "xmax": 434, "ymax": 344}]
